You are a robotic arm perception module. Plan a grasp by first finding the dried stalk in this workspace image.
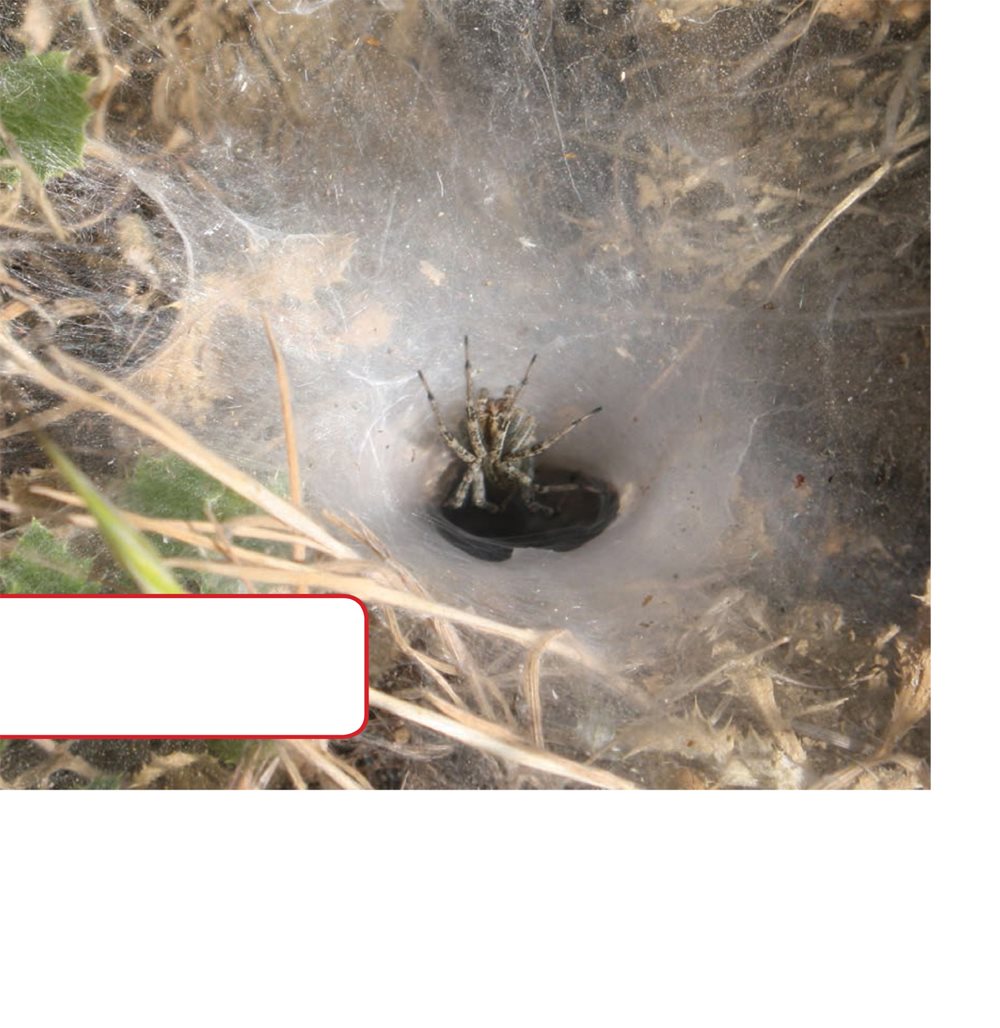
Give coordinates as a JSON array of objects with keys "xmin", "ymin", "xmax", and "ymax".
[{"xmin": 370, "ymin": 688, "xmax": 637, "ymax": 790}]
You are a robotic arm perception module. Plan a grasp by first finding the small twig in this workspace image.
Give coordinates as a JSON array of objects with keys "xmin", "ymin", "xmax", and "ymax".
[
  {"xmin": 768, "ymin": 148, "xmax": 924, "ymax": 299},
  {"xmin": 769, "ymin": 161, "xmax": 892, "ymax": 298},
  {"xmin": 203, "ymin": 504, "xmax": 257, "ymax": 594}
]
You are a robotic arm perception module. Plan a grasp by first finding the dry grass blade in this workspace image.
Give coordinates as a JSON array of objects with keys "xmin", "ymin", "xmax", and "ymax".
[
  {"xmin": 661, "ymin": 636, "xmax": 792, "ymax": 705},
  {"xmin": 323, "ymin": 508, "xmax": 512, "ymax": 718},
  {"xmin": 523, "ymin": 630, "xmax": 564, "ymax": 749},
  {"xmin": 873, "ymin": 641, "xmax": 930, "ymax": 760},
  {"xmin": 873, "ymin": 574, "xmax": 930, "ymax": 762},
  {"xmin": 0, "ymin": 398, "xmax": 83, "ymax": 440},
  {"xmin": 25, "ymin": 484, "xmax": 353, "ymax": 552},
  {"xmin": 1, "ymin": 328, "xmax": 357, "ymax": 559},
  {"xmin": 279, "ymin": 739, "xmax": 373, "ymax": 790},
  {"xmin": 157, "ymin": 556, "xmax": 599, "ymax": 667},
  {"xmin": 734, "ymin": 669, "xmax": 807, "ymax": 764},
  {"xmin": 380, "ymin": 605, "xmax": 464, "ymax": 706},
  {"xmin": 769, "ymin": 148, "xmax": 924, "ymax": 299},
  {"xmin": 422, "ymin": 692, "xmax": 525, "ymax": 744},
  {"xmin": 75, "ymin": 0, "xmax": 117, "ymax": 139},
  {"xmin": 23, "ymin": 487, "xmax": 372, "ymax": 575},
  {"xmin": 261, "ymin": 313, "xmax": 306, "ymax": 573},
  {"xmin": 769, "ymin": 160, "xmax": 893, "ymax": 299},
  {"xmin": 202, "ymin": 504, "xmax": 257, "ymax": 593},
  {"xmin": 278, "ymin": 746, "xmax": 309, "ymax": 789},
  {"xmin": 370, "ymin": 688, "xmax": 637, "ymax": 790}
]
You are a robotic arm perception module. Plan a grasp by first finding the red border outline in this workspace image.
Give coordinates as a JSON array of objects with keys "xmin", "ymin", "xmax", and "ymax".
[{"xmin": 0, "ymin": 593, "xmax": 369, "ymax": 740}]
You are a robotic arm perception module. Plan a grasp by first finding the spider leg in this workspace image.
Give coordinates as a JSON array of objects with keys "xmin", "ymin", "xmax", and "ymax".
[
  {"xmin": 418, "ymin": 370, "xmax": 476, "ymax": 463},
  {"xmin": 522, "ymin": 495, "xmax": 555, "ymax": 517},
  {"xmin": 446, "ymin": 464, "xmax": 477, "ymax": 508},
  {"xmin": 463, "ymin": 334, "xmax": 475, "ymax": 410},
  {"xmin": 468, "ymin": 388, "xmax": 490, "ymax": 458},
  {"xmin": 535, "ymin": 482, "xmax": 580, "ymax": 494},
  {"xmin": 446, "ymin": 463, "xmax": 499, "ymax": 512},
  {"xmin": 508, "ymin": 406, "xmax": 602, "ymax": 461},
  {"xmin": 507, "ymin": 352, "xmax": 538, "ymax": 411},
  {"xmin": 469, "ymin": 468, "xmax": 499, "ymax": 512},
  {"xmin": 503, "ymin": 411, "xmax": 535, "ymax": 455},
  {"xmin": 494, "ymin": 355, "xmax": 538, "ymax": 455},
  {"xmin": 461, "ymin": 336, "xmax": 490, "ymax": 459},
  {"xmin": 502, "ymin": 463, "xmax": 555, "ymax": 516}
]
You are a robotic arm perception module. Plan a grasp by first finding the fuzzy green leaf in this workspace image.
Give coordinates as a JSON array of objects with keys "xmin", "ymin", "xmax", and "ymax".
[
  {"xmin": 0, "ymin": 52, "xmax": 93, "ymax": 184},
  {"xmin": 40, "ymin": 436, "xmax": 185, "ymax": 594},
  {"xmin": 124, "ymin": 454, "xmax": 261, "ymax": 522},
  {"xmin": 84, "ymin": 775, "xmax": 124, "ymax": 790},
  {"xmin": 0, "ymin": 519, "xmax": 99, "ymax": 594},
  {"xmin": 122, "ymin": 454, "xmax": 281, "ymax": 594}
]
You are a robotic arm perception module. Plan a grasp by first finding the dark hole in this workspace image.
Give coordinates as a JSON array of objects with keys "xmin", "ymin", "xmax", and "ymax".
[{"xmin": 431, "ymin": 464, "xmax": 619, "ymax": 562}]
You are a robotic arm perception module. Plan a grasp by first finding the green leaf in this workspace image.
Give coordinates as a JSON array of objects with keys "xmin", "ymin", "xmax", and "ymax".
[
  {"xmin": 122, "ymin": 454, "xmax": 284, "ymax": 594},
  {"xmin": 124, "ymin": 454, "xmax": 260, "ymax": 522},
  {"xmin": 0, "ymin": 52, "xmax": 93, "ymax": 184},
  {"xmin": 0, "ymin": 519, "xmax": 99, "ymax": 594},
  {"xmin": 123, "ymin": 454, "xmax": 281, "ymax": 592},
  {"xmin": 40, "ymin": 436, "xmax": 185, "ymax": 594},
  {"xmin": 85, "ymin": 775, "xmax": 124, "ymax": 790}
]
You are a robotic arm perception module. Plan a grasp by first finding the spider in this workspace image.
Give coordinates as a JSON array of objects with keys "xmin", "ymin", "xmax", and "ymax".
[{"xmin": 418, "ymin": 336, "xmax": 602, "ymax": 515}]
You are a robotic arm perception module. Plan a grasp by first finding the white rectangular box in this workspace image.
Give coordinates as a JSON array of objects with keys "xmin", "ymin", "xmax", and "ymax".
[{"xmin": 0, "ymin": 595, "xmax": 367, "ymax": 738}]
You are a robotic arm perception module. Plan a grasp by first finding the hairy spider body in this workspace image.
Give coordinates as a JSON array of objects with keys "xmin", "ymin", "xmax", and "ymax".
[{"xmin": 419, "ymin": 337, "xmax": 602, "ymax": 515}]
